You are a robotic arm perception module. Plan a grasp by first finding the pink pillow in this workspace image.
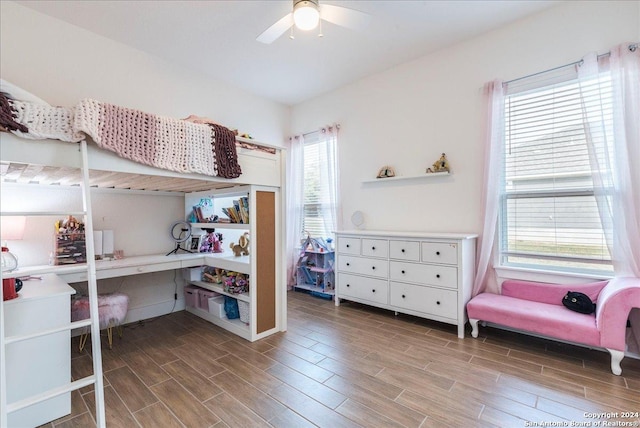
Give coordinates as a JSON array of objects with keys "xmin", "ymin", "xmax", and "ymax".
[{"xmin": 501, "ymin": 279, "xmax": 609, "ymax": 306}]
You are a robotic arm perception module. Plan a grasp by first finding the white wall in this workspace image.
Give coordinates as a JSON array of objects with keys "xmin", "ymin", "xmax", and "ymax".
[
  {"xmin": 0, "ymin": 1, "xmax": 290, "ymax": 145},
  {"xmin": 291, "ymin": 1, "xmax": 639, "ymax": 239},
  {"xmin": 1, "ymin": 184, "xmax": 183, "ymax": 267}
]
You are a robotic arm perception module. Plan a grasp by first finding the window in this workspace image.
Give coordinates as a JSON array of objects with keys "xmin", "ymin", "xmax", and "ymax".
[
  {"xmin": 500, "ymin": 73, "xmax": 614, "ymax": 274},
  {"xmin": 301, "ymin": 132, "xmax": 335, "ymax": 240}
]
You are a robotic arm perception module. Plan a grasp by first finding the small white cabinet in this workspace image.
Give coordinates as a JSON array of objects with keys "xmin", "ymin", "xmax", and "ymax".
[
  {"xmin": 3, "ymin": 274, "xmax": 76, "ymax": 427},
  {"xmin": 335, "ymin": 230, "xmax": 477, "ymax": 338}
]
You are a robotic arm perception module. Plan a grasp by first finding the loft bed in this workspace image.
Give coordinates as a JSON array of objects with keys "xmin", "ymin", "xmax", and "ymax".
[
  {"xmin": 0, "ymin": 81, "xmax": 284, "ymax": 192},
  {"xmin": 0, "ymin": 133, "xmax": 283, "ymax": 192},
  {"xmin": 0, "ymin": 81, "xmax": 287, "ymax": 339}
]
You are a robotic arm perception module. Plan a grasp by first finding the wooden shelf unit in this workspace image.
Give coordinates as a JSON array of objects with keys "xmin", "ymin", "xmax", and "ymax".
[{"xmin": 185, "ymin": 186, "xmax": 281, "ymax": 341}]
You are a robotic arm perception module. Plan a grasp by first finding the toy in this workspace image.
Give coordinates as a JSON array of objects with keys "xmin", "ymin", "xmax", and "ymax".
[
  {"xmin": 223, "ymin": 271, "xmax": 250, "ymax": 294},
  {"xmin": 56, "ymin": 215, "xmax": 84, "ymax": 234},
  {"xmin": 427, "ymin": 153, "xmax": 450, "ymax": 173},
  {"xmin": 199, "ymin": 229, "xmax": 224, "ymax": 253},
  {"xmin": 230, "ymin": 232, "xmax": 250, "ymax": 257},
  {"xmin": 202, "ymin": 267, "xmax": 225, "ymax": 283},
  {"xmin": 376, "ymin": 165, "xmax": 395, "ymax": 178}
]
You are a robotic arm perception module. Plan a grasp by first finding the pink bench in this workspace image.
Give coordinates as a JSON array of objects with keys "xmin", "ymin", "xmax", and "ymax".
[{"xmin": 466, "ymin": 277, "xmax": 640, "ymax": 375}]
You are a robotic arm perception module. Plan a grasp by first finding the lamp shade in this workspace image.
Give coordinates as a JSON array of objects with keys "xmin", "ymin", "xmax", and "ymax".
[
  {"xmin": 293, "ymin": 0, "xmax": 320, "ymax": 31},
  {"xmin": 0, "ymin": 216, "xmax": 26, "ymax": 241}
]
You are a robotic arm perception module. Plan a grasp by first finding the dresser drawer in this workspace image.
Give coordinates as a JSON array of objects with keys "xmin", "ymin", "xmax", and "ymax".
[
  {"xmin": 421, "ymin": 242, "xmax": 458, "ymax": 265},
  {"xmin": 361, "ymin": 239, "xmax": 388, "ymax": 258},
  {"xmin": 338, "ymin": 255, "xmax": 387, "ymax": 278},
  {"xmin": 338, "ymin": 237, "xmax": 361, "ymax": 255},
  {"xmin": 339, "ymin": 273, "xmax": 388, "ymax": 305},
  {"xmin": 390, "ymin": 282, "xmax": 457, "ymax": 319},
  {"xmin": 389, "ymin": 261, "xmax": 457, "ymax": 288},
  {"xmin": 389, "ymin": 240, "xmax": 420, "ymax": 261}
]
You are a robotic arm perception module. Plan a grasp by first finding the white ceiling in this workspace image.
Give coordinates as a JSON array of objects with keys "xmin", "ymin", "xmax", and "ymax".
[{"xmin": 17, "ymin": 0, "xmax": 561, "ymax": 106}]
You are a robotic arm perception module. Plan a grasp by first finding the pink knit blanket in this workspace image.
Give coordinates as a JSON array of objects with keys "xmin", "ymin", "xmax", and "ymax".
[{"xmin": 74, "ymin": 99, "xmax": 241, "ymax": 178}]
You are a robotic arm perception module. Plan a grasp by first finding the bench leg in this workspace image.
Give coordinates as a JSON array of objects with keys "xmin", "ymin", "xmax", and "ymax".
[
  {"xmin": 607, "ymin": 349, "xmax": 624, "ymax": 375},
  {"xmin": 470, "ymin": 319, "xmax": 480, "ymax": 338}
]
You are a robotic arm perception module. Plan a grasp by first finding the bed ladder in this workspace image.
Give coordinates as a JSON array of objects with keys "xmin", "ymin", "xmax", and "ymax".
[{"xmin": 0, "ymin": 140, "xmax": 106, "ymax": 427}]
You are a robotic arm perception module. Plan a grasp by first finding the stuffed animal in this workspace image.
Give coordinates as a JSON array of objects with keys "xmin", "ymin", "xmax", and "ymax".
[
  {"xmin": 199, "ymin": 230, "xmax": 224, "ymax": 253},
  {"xmin": 230, "ymin": 232, "xmax": 250, "ymax": 257},
  {"xmin": 428, "ymin": 153, "xmax": 450, "ymax": 173}
]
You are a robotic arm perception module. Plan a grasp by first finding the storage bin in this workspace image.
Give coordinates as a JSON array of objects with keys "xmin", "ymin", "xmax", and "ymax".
[
  {"xmin": 184, "ymin": 285, "xmax": 199, "ymax": 308},
  {"xmin": 238, "ymin": 300, "xmax": 250, "ymax": 324},
  {"xmin": 197, "ymin": 289, "xmax": 220, "ymax": 311},
  {"xmin": 182, "ymin": 266, "xmax": 203, "ymax": 282},
  {"xmin": 208, "ymin": 296, "xmax": 225, "ymax": 318}
]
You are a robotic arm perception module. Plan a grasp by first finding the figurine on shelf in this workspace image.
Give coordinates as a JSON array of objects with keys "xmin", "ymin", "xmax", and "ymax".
[
  {"xmin": 427, "ymin": 153, "xmax": 450, "ymax": 173},
  {"xmin": 230, "ymin": 232, "xmax": 250, "ymax": 257},
  {"xmin": 56, "ymin": 215, "xmax": 84, "ymax": 234},
  {"xmin": 376, "ymin": 165, "xmax": 395, "ymax": 179}
]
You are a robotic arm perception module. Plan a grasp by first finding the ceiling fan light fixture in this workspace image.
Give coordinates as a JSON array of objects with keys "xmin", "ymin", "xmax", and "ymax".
[{"xmin": 293, "ymin": 0, "xmax": 320, "ymax": 31}]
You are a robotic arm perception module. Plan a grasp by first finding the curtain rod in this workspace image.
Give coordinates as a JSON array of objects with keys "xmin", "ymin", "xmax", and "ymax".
[
  {"xmin": 291, "ymin": 124, "xmax": 341, "ymax": 140},
  {"xmin": 503, "ymin": 43, "xmax": 638, "ymax": 86}
]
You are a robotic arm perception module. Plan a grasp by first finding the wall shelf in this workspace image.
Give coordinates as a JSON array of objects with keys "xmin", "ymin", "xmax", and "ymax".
[{"xmin": 362, "ymin": 171, "xmax": 450, "ymax": 184}]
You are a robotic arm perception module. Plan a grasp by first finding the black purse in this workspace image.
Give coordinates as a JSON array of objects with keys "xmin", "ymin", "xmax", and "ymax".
[{"xmin": 562, "ymin": 291, "xmax": 596, "ymax": 314}]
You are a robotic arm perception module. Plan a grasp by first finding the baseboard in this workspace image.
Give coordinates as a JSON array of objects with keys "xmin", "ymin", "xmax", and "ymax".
[
  {"xmin": 71, "ymin": 299, "xmax": 186, "ymax": 337},
  {"xmin": 123, "ymin": 299, "xmax": 186, "ymax": 324}
]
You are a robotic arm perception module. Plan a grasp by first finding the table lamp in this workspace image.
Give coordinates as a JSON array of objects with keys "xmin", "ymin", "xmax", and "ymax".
[{"xmin": 1, "ymin": 216, "xmax": 26, "ymax": 271}]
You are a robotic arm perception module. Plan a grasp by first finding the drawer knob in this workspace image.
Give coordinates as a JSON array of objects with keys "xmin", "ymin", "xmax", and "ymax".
[
  {"xmin": 346, "ymin": 284, "xmax": 350, "ymax": 287},
  {"xmin": 401, "ymin": 249, "xmax": 405, "ymax": 253},
  {"xmin": 436, "ymin": 251, "xmax": 441, "ymax": 255},
  {"xmin": 401, "ymin": 270, "xmax": 405, "ymax": 274},
  {"xmin": 346, "ymin": 244, "xmax": 350, "ymax": 248},
  {"xmin": 372, "ymin": 246, "xmax": 376, "ymax": 250},
  {"xmin": 402, "ymin": 294, "xmax": 406, "ymax": 298},
  {"xmin": 436, "ymin": 301, "xmax": 441, "ymax": 305},
  {"xmin": 346, "ymin": 262, "xmax": 350, "ymax": 266},
  {"xmin": 372, "ymin": 289, "xmax": 376, "ymax": 293},
  {"xmin": 372, "ymin": 266, "xmax": 376, "ymax": 270},
  {"xmin": 436, "ymin": 274, "xmax": 441, "ymax": 278}
]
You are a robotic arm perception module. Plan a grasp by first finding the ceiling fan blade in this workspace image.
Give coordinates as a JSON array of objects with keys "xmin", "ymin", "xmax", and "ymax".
[
  {"xmin": 319, "ymin": 4, "xmax": 370, "ymax": 31},
  {"xmin": 256, "ymin": 12, "xmax": 293, "ymax": 44}
]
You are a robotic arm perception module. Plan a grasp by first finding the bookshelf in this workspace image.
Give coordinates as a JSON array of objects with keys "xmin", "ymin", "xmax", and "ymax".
[{"xmin": 184, "ymin": 185, "xmax": 281, "ymax": 341}]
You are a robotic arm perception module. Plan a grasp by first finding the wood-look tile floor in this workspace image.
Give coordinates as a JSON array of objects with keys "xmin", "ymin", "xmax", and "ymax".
[{"xmin": 43, "ymin": 291, "xmax": 640, "ymax": 428}]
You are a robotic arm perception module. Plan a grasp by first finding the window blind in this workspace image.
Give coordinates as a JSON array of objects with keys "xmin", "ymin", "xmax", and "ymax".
[
  {"xmin": 500, "ymin": 68, "xmax": 613, "ymax": 273},
  {"xmin": 302, "ymin": 133, "xmax": 333, "ymax": 239}
]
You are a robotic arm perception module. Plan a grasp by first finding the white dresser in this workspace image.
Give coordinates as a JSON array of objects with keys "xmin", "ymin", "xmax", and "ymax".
[
  {"xmin": 4, "ymin": 274, "xmax": 75, "ymax": 427},
  {"xmin": 335, "ymin": 230, "xmax": 477, "ymax": 338}
]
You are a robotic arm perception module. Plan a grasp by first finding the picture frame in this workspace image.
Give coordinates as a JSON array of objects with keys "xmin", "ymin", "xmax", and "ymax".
[{"xmin": 189, "ymin": 234, "xmax": 202, "ymax": 251}]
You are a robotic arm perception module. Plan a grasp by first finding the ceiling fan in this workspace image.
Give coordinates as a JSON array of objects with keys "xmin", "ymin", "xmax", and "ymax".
[{"xmin": 257, "ymin": 0, "xmax": 370, "ymax": 44}]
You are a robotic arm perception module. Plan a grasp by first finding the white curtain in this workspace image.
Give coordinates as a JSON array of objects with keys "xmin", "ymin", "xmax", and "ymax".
[
  {"xmin": 318, "ymin": 125, "xmax": 342, "ymax": 236},
  {"xmin": 578, "ymin": 43, "xmax": 640, "ymax": 277},
  {"xmin": 285, "ymin": 134, "xmax": 304, "ymax": 287},
  {"xmin": 472, "ymin": 81, "xmax": 505, "ymax": 296},
  {"xmin": 285, "ymin": 126, "xmax": 342, "ymax": 288}
]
